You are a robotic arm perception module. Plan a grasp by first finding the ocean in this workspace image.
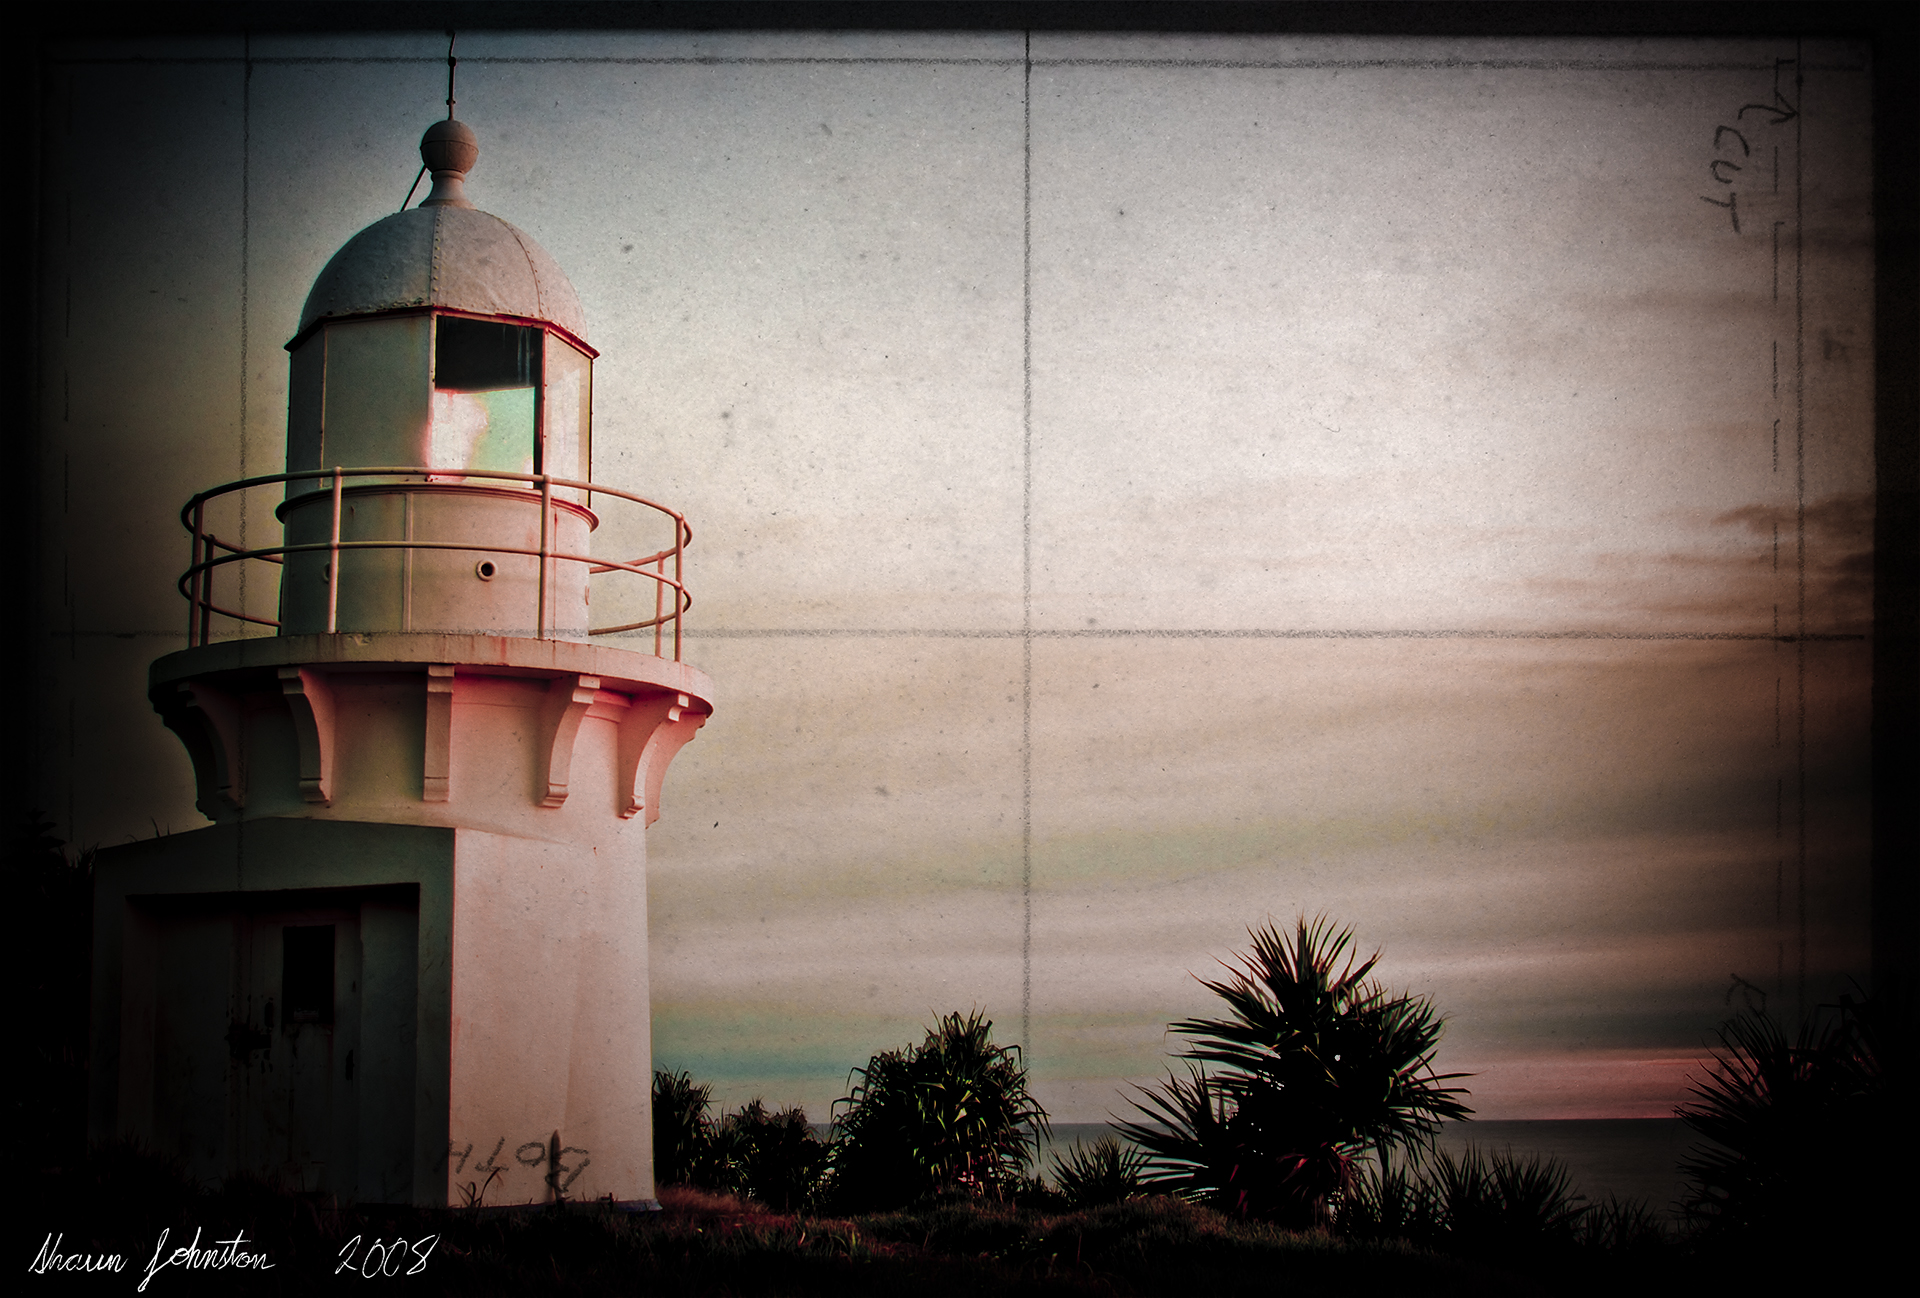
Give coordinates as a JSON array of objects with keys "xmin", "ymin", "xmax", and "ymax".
[{"xmin": 1038, "ymin": 1119, "xmax": 1700, "ymax": 1221}]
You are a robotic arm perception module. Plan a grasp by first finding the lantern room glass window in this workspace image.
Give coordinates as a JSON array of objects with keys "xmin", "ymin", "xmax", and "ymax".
[
  {"xmin": 431, "ymin": 317, "xmax": 541, "ymax": 483},
  {"xmin": 289, "ymin": 312, "xmax": 590, "ymax": 494},
  {"xmin": 312, "ymin": 316, "xmax": 434, "ymax": 477},
  {"xmin": 544, "ymin": 333, "xmax": 593, "ymax": 502}
]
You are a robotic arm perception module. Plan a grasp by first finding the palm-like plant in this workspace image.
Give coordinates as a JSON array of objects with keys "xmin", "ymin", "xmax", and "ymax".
[
  {"xmin": 652, "ymin": 1069, "xmax": 722, "ymax": 1188},
  {"xmin": 830, "ymin": 1010, "xmax": 1050, "ymax": 1210},
  {"xmin": 712, "ymin": 1100, "xmax": 831, "ymax": 1211},
  {"xmin": 1117, "ymin": 916, "xmax": 1471, "ymax": 1226},
  {"xmin": 1678, "ymin": 995, "xmax": 1896, "ymax": 1241},
  {"xmin": 1431, "ymin": 1146, "xmax": 1587, "ymax": 1255},
  {"xmin": 1114, "ymin": 1063, "xmax": 1239, "ymax": 1203},
  {"xmin": 651, "ymin": 1071, "xmax": 833, "ymax": 1207},
  {"xmin": 1050, "ymin": 1134, "xmax": 1150, "ymax": 1208}
]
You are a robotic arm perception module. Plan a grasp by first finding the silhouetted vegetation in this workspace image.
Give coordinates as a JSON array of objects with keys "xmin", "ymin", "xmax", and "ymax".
[
  {"xmin": 1674, "ymin": 989, "xmax": 1906, "ymax": 1277},
  {"xmin": 653, "ymin": 1012, "xmax": 1048, "ymax": 1216},
  {"xmin": 651, "ymin": 1068, "xmax": 721, "ymax": 1189},
  {"xmin": 828, "ymin": 1010, "xmax": 1049, "ymax": 1211},
  {"xmin": 1117, "ymin": 917, "xmax": 1470, "ymax": 1226},
  {"xmin": 650, "ymin": 1071, "xmax": 831, "ymax": 1211},
  {"xmin": 713, "ymin": 1100, "xmax": 833, "ymax": 1212},
  {"xmin": 26, "ymin": 1141, "xmax": 1734, "ymax": 1296},
  {"xmin": 16, "ymin": 813, "xmax": 94, "ymax": 1169},
  {"xmin": 1339, "ymin": 1145, "xmax": 1659, "ymax": 1258},
  {"xmin": 1427, "ymin": 1146, "xmax": 1587, "ymax": 1257},
  {"xmin": 1049, "ymin": 1134, "xmax": 1149, "ymax": 1209},
  {"xmin": 48, "ymin": 878, "xmax": 1904, "ymax": 1293}
]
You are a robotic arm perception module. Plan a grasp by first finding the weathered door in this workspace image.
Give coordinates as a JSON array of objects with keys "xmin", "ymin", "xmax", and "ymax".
[
  {"xmin": 228, "ymin": 906, "xmax": 363, "ymax": 1195},
  {"xmin": 127, "ymin": 884, "xmax": 417, "ymax": 1201}
]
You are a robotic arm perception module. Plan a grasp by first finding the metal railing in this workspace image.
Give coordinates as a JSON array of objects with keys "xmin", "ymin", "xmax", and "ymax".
[{"xmin": 179, "ymin": 465, "xmax": 691, "ymax": 660}]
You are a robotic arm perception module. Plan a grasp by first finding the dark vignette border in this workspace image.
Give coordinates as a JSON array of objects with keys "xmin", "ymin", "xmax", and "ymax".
[{"xmin": 16, "ymin": 2, "xmax": 1918, "ymax": 41}]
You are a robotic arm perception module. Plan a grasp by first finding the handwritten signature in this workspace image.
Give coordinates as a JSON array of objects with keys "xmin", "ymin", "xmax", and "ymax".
[
  {"xmin": 28, "ymin": 1230, "xmax": 276, "ymax": 1289},
  {"xmin": 29, "ymin": 1229, "xmax": 436, "ymax": 1285},
  {"xmin": 137, "ymin": 1228, "xmax": 274, "ymax": 1292},
  {"xmin": 336, "ymin": 1235, "xmax": 438, "ymax": 1278},
  {"xmin": 28, "ymin": 1233, "xmax": 127, "ymax": 1275}
]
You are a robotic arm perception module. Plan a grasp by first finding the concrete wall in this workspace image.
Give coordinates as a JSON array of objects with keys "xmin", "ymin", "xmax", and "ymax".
[{"xmin": 446, "ymin": 827, "xmax": 654, "ymax": 1205}]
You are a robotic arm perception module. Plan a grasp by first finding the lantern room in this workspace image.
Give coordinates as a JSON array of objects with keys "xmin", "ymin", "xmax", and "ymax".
[{"xmin": 275, "ymin": 122, "xmax": 603, "ymax": 641}]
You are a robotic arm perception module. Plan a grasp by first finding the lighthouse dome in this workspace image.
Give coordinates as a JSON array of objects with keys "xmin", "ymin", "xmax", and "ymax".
[{"xmin": 297, "ymin": 204, "xmax": 590, "ymax": 344}]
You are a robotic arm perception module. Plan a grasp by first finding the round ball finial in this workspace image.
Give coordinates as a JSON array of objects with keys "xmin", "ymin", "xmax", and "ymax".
[
  {"xmin": 421, "ymin": 118, "xmax": 478, "ymax": 173},
  {"xmin": 419, "ymin": 118, "xmax": 479, "ymax": 208}
]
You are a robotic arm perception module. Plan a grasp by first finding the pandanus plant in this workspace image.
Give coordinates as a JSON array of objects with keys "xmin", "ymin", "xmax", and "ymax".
[
  {"xmin": 1117, "ymin": 916, "xmax": 1471, "ymax": 1227},
  {"xmin": 1051, "ymin": 1133, "xmax": 1151, "ymax": 1209},
  {"xmin": 830, "ymin": 1010, "xmax": 1049, "ymax": 1210}
]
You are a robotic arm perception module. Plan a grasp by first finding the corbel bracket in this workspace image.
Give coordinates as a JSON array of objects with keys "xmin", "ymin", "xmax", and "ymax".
[
  {"xmin": 278, "ymin": 666, "xmax": 336, "ymax": 805},
  {"xmin": 537, "ymin": 673, "xmax": 601, "ymax": 808},
  {"xmin": 422, "ymin": 664, "xmax": 455, "ymax": 802},
  {"xmin": 616, "ymin": 692, "xmax": 709, "ymax": 825},
  {"xmin": 158, "ymin": 680, "xmax": 246, "ymax": 819}
]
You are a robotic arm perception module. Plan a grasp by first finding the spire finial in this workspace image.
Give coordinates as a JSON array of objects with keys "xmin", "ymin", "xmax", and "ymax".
[{"xmin": 419, "ymin": 33, "xmax": 476, "ymax": 209}]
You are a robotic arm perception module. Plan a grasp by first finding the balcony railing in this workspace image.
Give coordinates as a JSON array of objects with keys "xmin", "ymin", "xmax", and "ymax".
[{"xmin": 179, "ymin": 465, "xmax": 691, "ymax": 660}]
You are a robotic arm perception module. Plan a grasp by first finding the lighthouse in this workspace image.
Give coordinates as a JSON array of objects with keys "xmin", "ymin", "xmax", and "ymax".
[{"xmin": 86, "ymin": 112, "xmax": 714, "ymax": 1208}]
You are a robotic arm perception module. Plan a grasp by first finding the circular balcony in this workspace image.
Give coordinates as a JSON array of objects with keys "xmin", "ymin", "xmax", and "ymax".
[{"xmin": 179, "ymin": 466, "xmax": 692, "ymax": 660}]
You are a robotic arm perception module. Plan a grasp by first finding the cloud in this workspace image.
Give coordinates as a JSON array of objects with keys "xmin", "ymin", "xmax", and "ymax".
[{"xmin": 1708, "ymin": 491, "xmax": 1874, "ymax": 631}]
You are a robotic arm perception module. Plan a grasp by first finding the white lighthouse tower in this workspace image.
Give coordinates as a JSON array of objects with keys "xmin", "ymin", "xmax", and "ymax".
[{"xmin": 87, "ymin": 112, "xmax": 713, "ymax": 1208}]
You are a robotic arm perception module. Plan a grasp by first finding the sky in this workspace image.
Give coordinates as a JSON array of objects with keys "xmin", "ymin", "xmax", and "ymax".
[{"xmin": 33, "ymin": 29, "xmax": 1875, "ymax": 1122}]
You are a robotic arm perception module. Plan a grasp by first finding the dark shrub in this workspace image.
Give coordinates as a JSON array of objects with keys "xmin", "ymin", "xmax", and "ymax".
[
  {"xmin": 652, "ymin": 1068, "xmax": 720, "ymax": 1189},
  {"xmin": 1339, "ymin": 1152, "xmax": 1442, "ymax": 1243},
  {"xmin": 1576, "ymin": 1194, "xmax": 1669, "ymax": 1255},
  {"xmin": 1050, "ymin": 1133, "xmax": 1148, "ymax": 1209},
  {"xmin": 1431, "ymin": 1146, "xmax": 1586, "ymax": 1258},
  {"xmin": 830, "ymin": 1010, "xmax": 1049, "ymax": 1211},
  {"xmin": 652, "ymin": 1073, "xmax": 830, "ymax": 1210},
  {"xmin": 17, "ymin": 816, "xmax": 93, "ymax": 1168},
  {"xmin": 1677, "ymin": 994, "xmax": 1903, "ymax": 1247},
  {"xmin": 712, "ymin": 1099, "xmax": 831, "ymax": 1212}
]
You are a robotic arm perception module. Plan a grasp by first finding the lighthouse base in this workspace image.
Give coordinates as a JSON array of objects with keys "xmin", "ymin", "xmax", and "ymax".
[
  {"xmin": 91, "ymin": 816, "xmax": 658, "ymax": 1207},
  {"xmin": 88, "ymin": 632, "xmax": 709, "ymax": 1205}
]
